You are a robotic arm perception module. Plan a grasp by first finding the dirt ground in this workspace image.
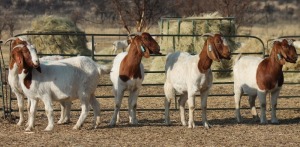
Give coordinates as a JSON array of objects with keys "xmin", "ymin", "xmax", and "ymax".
[
  {"xmin": 0, "ymin": 108, "xmax": 300, "ymax": 146},
  {"xmin": 1, "ymin": 71, "xmax": 300, "ymax": 146},
  {"xmin": 1, "ymin": 85, "xmax": 300, "ymax": 146}
]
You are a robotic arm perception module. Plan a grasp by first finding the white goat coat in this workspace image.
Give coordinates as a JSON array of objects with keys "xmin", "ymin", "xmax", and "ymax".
[
  {"xmin": 109, "ymin": 52, "xmax": 144, "ymax": 125},
  {"xmin": 233, "ymin": 55, "xmax": 281, "ymax": 124},
  {"xmin": 8, "ymin": 64, "xmax": 26, "ymax": 126},
  {"xmin": 164, "ymin": 52, "xmax": 213, "ymax": 128},
  {"xmin": 8, "ymin": 56, "xmax": 65, "ymax": 126},
  {"xmin": 110, "ymin": 52, "xmax": 144, "ymax": 91},
  {"xmin": 233, "ymin": 56, "xmax": 266, "ymax": 94},
  {"xmin": 165, "ymin": 52, "xmax": 212, "ymax": 95},
  {"xmin": 20, "ymin": 57, "xmax": 100, "ymax": 101},
  {"xmin": 19, "ymin": 56, "xmax": 102, "ymax": 131}
]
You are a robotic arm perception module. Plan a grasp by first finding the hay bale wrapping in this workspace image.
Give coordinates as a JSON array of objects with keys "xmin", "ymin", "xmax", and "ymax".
[{"xmin": 27, "ymin": 15, "xmax": 90, "ymax": 55}]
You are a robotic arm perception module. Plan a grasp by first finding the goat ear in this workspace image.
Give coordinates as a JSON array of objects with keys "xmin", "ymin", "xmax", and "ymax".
[
  {"xmin": 15, "ymin": 54, "xmax": 24, "ymax": 74},
  {"xmin": 277, "ymin": 54, "xmax": 286, "ymax": 65},
  {"xmin": 274, "ymin": 43, "xmax": 286, "ymax": 65},
  {"xmin": 206, "ymin": 38, "xmax": 218, "ymax": 61},
  {"xmin": 143, "ymin": 47, "xmax": 150, "ymax": 58}
]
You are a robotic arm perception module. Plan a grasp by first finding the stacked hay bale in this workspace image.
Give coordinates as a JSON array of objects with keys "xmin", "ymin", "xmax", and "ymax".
[
  {"xmin": 145, "ymin": 12, "xmax": 236, "ymax": 83},
  {"xmin": 160, "ymin": 12, "xmax": 236, "ymax": 54},
  {"xmin": 27, "ymin": 15, "xmax": 90, "ymax": 55}
]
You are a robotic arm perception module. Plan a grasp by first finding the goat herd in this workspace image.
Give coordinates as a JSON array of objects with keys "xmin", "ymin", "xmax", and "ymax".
[{"xmin": 2, "ymin": 32, "xmax": 298, "ymax": 132}]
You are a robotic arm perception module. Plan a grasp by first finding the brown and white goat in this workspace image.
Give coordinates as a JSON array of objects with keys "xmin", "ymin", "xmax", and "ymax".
[
  {"xmin": 164, "ymin": 33, "xmax": 231, "ymax": 128},
  {"xmin": 109, "ymin": 32, "xmax": 161, "ymax": 126},
  {"xmin": 233, "ymin": 39, "xmax": 298, "ymax": 124},
  {"xmin": 6, "ymin": 37, "xmax": 40, "ymax": 126},
  {"xmin": 9, "ymin": 37, "xmax": 108, "ymax": 131},
  {"xmin": 6, "ymin": 37, "xmax": 71, "ymax": 126}
]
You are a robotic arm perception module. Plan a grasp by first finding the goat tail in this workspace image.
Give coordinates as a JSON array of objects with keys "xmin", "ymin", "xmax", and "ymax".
[
  {"xmin": 234, "ymin": 53, "xmax": 242, "ymax": 65},
  {"xmin": 97, "ymin": 64, "xmax": 111, "ymax": 75}
]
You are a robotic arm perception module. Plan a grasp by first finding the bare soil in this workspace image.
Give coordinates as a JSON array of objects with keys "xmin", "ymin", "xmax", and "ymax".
[
  {"xmin": 1, "ymin": 66, "xmax": 300, "ymax": 146},
  {"xmin": 1, "ymin": 83, "xmax": 300, "ymax": 146}
]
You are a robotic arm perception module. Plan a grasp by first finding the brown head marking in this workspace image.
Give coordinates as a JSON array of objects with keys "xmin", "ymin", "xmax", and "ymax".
[{"xmin": 119, "ymin": 32, "xmax": 161, "ymax": 82}]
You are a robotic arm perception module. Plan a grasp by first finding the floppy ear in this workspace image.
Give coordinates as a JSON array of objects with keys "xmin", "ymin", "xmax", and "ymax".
[
  {"xmin": 15, "ymin": 52, "xmax": 24, "ymax": 74},
  {"xmin": 143, "ymin": 47, "xmax": 150, "ymax": 58},
  {"xmin": 206, "ymin": 38, "xmax": 218, "ymax": 61},
  {"xmin": 135, "ymin": 36, "xmax": 150, "ymax": 58},
  {"xmin": 277, "ymin": 53, "xmax": 286, "ymax": 65},
  {"xmin": 274, "ymin": 42, "xmax": 286, "ymax": 65}
]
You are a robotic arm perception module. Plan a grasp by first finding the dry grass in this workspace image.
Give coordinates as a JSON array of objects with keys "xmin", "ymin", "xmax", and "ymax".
[{"xmin": 27, "ymin": 15, "xmax": 91, "ymax": 55}]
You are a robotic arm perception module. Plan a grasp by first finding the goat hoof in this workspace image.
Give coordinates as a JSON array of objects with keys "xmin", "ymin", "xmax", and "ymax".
[
  {"xmin": 181, "ymin": 121, "xmax": 187, "ymax": 126},
  {"xmin": 58, "ymin": 119, "xmax": 71, "ymax": 125},
  {"xmin": 203, "ymin": 122, "xmax": 211, "ymax": 129},
  {"xmin": 72, "ymin": 125, "xmax": 81, "ymax": 130},
  {"xmin": 188, "ymin": 122, "xmax": 195, "ymax": 129},
  {"xmin": 25, "ymin": 127, "xmax": 33, "ymax": 132},
  {"xmin": 44, "ymin": 125, "xmax": 54, "ymax": 131},
  {"xmin": 17, "ymin": 121, "xmax": 23, "ymax": 126},
  {"xmin": 57, "ymin": 120, "xmax": 63, "ymax": 125}
]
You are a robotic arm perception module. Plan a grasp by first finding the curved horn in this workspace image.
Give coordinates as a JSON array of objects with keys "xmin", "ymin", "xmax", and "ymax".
[
  {"xmin": 271, "ymin": 38, "xmax": 284, "ymax": 43},
  {"xmin": 202, "ymin": 33, "xmax": 214, "ymax": 37},
  {"xmin": 13, "ymin": 44, "xmax": 25, "ymax": 49},
  {"xmin": 4, "ymin": 37, "xmax": 18, "ymax": 45},
  {"xmin": 128, "ymin": 32, "xmax": 143, "ymax": 39}
]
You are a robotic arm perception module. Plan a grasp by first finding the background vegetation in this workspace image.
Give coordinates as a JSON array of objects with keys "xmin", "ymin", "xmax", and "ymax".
[{"xmin": 0, "ymin": 0, "xmax": 299, "ymax": 82}]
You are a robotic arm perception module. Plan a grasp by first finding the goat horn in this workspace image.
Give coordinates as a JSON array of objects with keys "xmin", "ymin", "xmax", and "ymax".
[
  {"xmin": 13, "ymin": 44, "xmax": 25, "ymax": 49},
  {"xmin": 271, "ymin": 38, "xmax": 288, "ymax": 45},
  {"xmin": 4, "ymin": 37, "xmax": 18, "ymax": 45},
  {"xmin": 202, "ymin": 33, "xmax": 214, "ymax": 37},
  {"xmin": 129, "ymin": 32, "xmax": 142, "ymax": 36}
]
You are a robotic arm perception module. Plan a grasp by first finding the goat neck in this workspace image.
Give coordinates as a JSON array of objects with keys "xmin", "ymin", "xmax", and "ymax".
[
  {"xmin": 119, "ymin": 36, "xmax": 145, "ymax": 82},
  {"xmin": 256, "ymin": 42, "xmax": 284, "ymax": 90}
]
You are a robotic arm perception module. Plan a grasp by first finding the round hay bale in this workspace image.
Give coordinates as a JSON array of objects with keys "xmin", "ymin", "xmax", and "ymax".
[{"xmin": 27, "ymin": 15, "xmax": 90, "ymax": 55}]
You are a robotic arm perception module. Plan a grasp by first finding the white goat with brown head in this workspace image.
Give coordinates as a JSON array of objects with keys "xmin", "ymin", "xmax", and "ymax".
[
  {"xmin": 233, "ymin": 38, "xmax": 298, "ymax": 124},
  {"xmin": 6, "ymin": 37, "xmax": 38, "ymax": 126},
  {"xmin": 109, "ymin": 32, "xmax": 161, "ymax": 126},
  {"xmin": 6, "ymin": 37, "xmax": 71, "ymax": 127},
  {"xmin": 164, "ymin": 33, "xmax": 231, "ymax": 128},
  {"xmin": 8, "ymin": 37, "xmax": 109, "ymax": 131}
]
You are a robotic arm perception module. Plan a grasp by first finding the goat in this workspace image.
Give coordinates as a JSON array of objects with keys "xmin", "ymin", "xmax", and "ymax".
[
  {"xmin": 109, "ymin": 32, "xmax": 161, "ymax": 126},
  {"xmin": 233, "ymin": 39, "xmax": 298, "ymax": 124},
  {"xmin": 164, "ymin": 33, "xmax": 231, "ymax": 128},
  {"xmin": 6, "ymin": 37, "xmax": 70, "ymax": 126},
  {"xmin": 8, "ymin": 38, "xmax": 109, "ymax": 131},
  {"xmin": 112, "ymin": 39, "xmax": 131, "ymax": 54},
  {"xmin": 6, "ymin": 37, "xmax": 28, "ymax": 126},
  {"xmin": 38, "ymin": 55, "xmax": 72, "ymax": 125}
]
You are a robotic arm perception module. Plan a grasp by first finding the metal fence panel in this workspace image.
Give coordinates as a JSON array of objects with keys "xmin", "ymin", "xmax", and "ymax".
[{"xmin": 1, "ymin": 33, "xmax": 299, "ymax": 119}]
